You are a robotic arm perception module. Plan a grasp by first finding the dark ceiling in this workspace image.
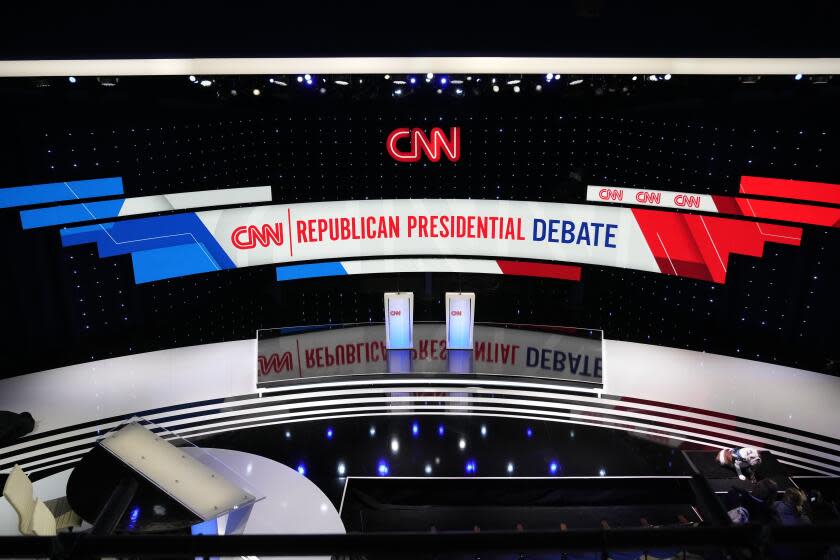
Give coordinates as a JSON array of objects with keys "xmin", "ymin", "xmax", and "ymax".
[{"xmin": 2, "ymin": 1, "xmax": 840, "ymax": 60}]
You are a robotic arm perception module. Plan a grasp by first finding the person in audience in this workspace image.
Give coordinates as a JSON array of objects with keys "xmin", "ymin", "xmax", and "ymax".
[
  {"xmin": 772, "ymin": 488, "xmax": 811, "ymax": 525},
  {"xmin": 0, "ymin": 411, "xmax": 35, "ymax": 445},
  {"xmin": 804, "ymin": 490, "xmax": 840, "ymax": 523},
  {"xmin": 560, "ymin": 522, "xmax": 600, "ymax": 560},
  {"xmin": 727, "ymin": 506, "xmax": 750, "ymax": 524},
  {"xmin": 716, "ymin": 447, "xmax": 762, "ymax": 481},
  {"xmin": 725, "ymin": 478, "xmax": 778, "ymax": 524}
]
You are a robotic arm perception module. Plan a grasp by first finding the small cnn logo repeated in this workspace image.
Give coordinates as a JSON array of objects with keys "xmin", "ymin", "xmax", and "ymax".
[{"xmin": 386, "ymin": 127, "xmax": 460, "ymax": 162}]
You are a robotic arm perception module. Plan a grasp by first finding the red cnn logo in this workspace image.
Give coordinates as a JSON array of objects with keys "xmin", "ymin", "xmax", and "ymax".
[
  {"xmin": 386, "ymin": 127, "xmax": 461, "ymax": 162},
  {"xmin": 674, "ymin": 194, "xmax": 702, "ymax": 208},
  {"xmin": 389, "ymin": 310, "xmax": 402, "ymax": 316},
  {"xmin": 598, "ymin": 188, "xmax": 624, "ymax": 201},
  {"xmin": 450, "ymin": 310, "xmax": 463, "ymax": 316},
  {"xmin": 258, "ymin": 352, "xmax": 294, "ymax": 375},
  {"xmin": 231, "ymin": 223, "xmax": 284, "ymax": 249}
]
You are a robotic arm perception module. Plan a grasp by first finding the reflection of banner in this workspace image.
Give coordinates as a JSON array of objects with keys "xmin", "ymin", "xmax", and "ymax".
[
  {"xmin": 61, "ymin": 198, "xmax": 802, "ymax": 284},
  {"xmin": 256, "ymin": 324, "xmax": 603, "ymax": 386}
]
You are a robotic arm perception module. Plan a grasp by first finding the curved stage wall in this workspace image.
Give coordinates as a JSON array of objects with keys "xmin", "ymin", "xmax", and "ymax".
[{"xmin": 1, "ymin": 337, "xmax": 838, "ymax": 478}]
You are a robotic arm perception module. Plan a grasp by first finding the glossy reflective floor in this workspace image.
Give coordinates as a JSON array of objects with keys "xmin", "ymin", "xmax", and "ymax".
[
  {"xmin": 193, "ymin": 415, "xmax": 700, "ymax": 508},
  {"xmin": 257, "ymin": 322, "xmax": 604, "ymax": 387}
]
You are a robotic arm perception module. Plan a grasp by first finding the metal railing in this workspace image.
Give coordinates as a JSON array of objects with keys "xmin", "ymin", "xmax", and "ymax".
[{"xmin": 2, "ymin": 524, "xmax": 839, "ymax": 559}]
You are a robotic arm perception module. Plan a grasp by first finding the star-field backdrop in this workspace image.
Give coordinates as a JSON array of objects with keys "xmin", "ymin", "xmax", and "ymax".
[{"xmin": 0, "ymin": 74, "xmax": 837, "ymax": 378}]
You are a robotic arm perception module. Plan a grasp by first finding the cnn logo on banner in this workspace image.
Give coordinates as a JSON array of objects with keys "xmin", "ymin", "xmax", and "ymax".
[{"xmin": 386, "ymin": 127, "xmax": 460, "ymax": 162}]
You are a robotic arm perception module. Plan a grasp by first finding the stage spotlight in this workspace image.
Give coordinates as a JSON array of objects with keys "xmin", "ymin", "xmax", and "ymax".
[
  {"xmin": 554, "ymin": 74, "xmax": 561, "ymax": 80},
  {"xmin": 369, "ymin": 426, "xmax": 377, "ymax": 436},
  {"xmin": 506, "ymin": 79, "xmax": 520, "ymax": 85},
  {"xmin": 599, "ymin": 468, "xmax": 606, "ymax": 477},
  {"xmin": 252, "ymin": 88, "xmax": 261, "ymax": 96},
  {"xmin": 569, "ymin": 79, "xmax": 583, "ymax": 86},
  {"xmin": 436, "ymin": 89, "xmax": 442, "ymax": 94},
  {"xmin": 200, "ymin": 79, "xmax": 212, "ymax": 87},
  {"xmin": 411, "ymin": 422, "xmax": 420, "ymax": 437},
  {"xmin": 337, "ymin": 462, "xmax": 346, "ymax": 476},
  {"xmin": 391, "ymin": 437, "xmax": 400, "ymax": 453},
  {"xmin": 377, "ymin": 460, "xmax": 390, "ymax": 476},
  {"xmin": 326, "ymin": 427, "xmax": 334, "ymax": 440},
  {"xmin": 513, "ymin": 85, "xmax": 520, "ymax": 93},
  {"xmin": 480, "ymin": 425, "xmax": 487, "ymax": 437},
  {"xmin": 394, "ymin": 88, "xmax": 403, "ymax": 96},
  {"xmin": 304, "ymin": 74, "xmax": 311, "ymax": 81},
  {"xmin": 334, "ymin": 80, "xmax": 348, "ymax": 85},
  {"xmin": 526, "ymin": 427, "xmax": 533, "ymax": 438},
  {"xmin": 297, "ymin": 76, "xmax": 303, "ymax": 83},
  {"xmin": 68, "ymin": 76, "xmax": 77, "ymax": 84},
  {"xmin": 425, "ymin": 464, "xmax": 433, "ymax": 475},
  {"xmin": 438, "ymin": 424, "xmax": 445, "ymax": 437},
  {"xmin": 632, "ymin": 75, "xmax": 637, "ymax": 81},
  {"xmin": 426, "ymin": 72, "xmax": 434, "ymax": 80},
  {"xmin": 409, "ymin": 76, "xmax": 416, "ymax": 84},
  {"xmin": 297, "ymin": 463, "xmax": 307, "ymax": 476},
  {"xmin": 649, "ymin": 75, "xmax": 658, "ymax": 82},
  {"xmin": 319, "ymin": 87, "xmax": 326, "ymax": 94},
  {"xmin": 458, "ymin": 438, "xmax": 466, "ymax": 450},
  {"xmin": 570, "ymin": 430, "xmax": 575, "ymax": 439},
  {"xmin": 306, "ymin": 78, "xmax": 313, "ymax": 85},
  {"xmin": 384, "ymin": 74, "xmax": 390, "ymax": 79},
  {"xmin": 535, "ymin": 84, "xmax": 542, "ymax": 91},
  {"xmin": 269, "ymin": 78, "xmax": 275, "ymax": 83},
  {"xmin": 440, "ymin": 76, "xmax": 448, "ymax": 85},
  {"xmin": 188, "ymin": 75, "xmax": 196, "ymax": 82},
  {"xmin": 285, "ymin": 430, "xmax": 291, "ymax": 439},
  {"xmin": 664, "ymin": 74, "xmax": 672, "ymax": 80},
  {"xmin": 795, "ymin": 74, "xmax": 803, "ymax": 80},
  {"xmin": 545, "ymin": 73, "xmax": 553, "ymax": 81},
  {"xmin": 455, "ymin": 88, "xmax": 463, "ymax": 95},
  {"xmin": 466, "ymin": 460, "xmax": 477, "ymax": 474},
  {"xmin": 492, "ymin": 84, "xmax": 500, "ymax": 93},
  {"xmin": 549, "ymin": 461, "xmax": 559, "ymax": 475},
  {"xmin": 507, "ymin": 462, "xmax": 515, "ymax": 474}
]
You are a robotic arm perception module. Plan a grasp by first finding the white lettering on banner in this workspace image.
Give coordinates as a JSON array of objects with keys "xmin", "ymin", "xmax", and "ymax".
[
  {"xmin": 586, "ymin": 185, "xmax": 719, "ymax": 213},
  {"xmin": 197, "ymin": 199, "xmax": 660, "ymax": 274},
  {"xmin": 257, "ymin": 324, "xmax": 603, "ymax": 384}
]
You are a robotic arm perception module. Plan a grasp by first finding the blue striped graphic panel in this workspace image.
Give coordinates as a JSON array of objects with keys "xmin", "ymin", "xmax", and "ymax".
[
  {"xmin": 0, "ymin": 177, "xmax": 123, "ymax": 209},
  {"xmin": 132, "ymin": 245, "xmax": 229, "ymax": 284},
  {"xmin": 20, "ymin": 199, "xmax": 126, "ymax": 229},
  {"xmin": 276, "ymin": 262, "xmax": 347, "ymax": 281}
]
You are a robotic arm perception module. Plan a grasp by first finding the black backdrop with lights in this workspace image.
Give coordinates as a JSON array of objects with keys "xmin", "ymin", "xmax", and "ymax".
[{"xmin": 0, "ymin": 74, "xmax": 838, "ymax": 378}]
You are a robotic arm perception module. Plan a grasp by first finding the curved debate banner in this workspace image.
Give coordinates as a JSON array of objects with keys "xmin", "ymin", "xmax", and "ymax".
[{"xmin": 60, "ymin": 198, "xmax": 802, "ymax": 284}]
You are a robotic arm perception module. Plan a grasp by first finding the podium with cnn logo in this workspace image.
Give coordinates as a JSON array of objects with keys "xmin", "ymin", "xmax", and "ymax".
[
  {"xmin": 384, "ymin": 292, "xmax": 414, "ymax": 350},
  {"xmin": 445, "ymin": 292, "xmax": 475, "ymax": 350}
]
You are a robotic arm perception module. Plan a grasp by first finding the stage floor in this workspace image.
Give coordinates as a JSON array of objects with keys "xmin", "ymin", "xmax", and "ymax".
[{"xmin": 192, "ymin": 415, "xmax": 702, "ymax": 508}]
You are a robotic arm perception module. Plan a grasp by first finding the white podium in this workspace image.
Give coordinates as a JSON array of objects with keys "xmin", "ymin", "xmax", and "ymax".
[
  {"xmin": 445, "ymin": 292, "xmax": 475, "ymax": 350},
  {"xmin": 384, "ymin": 292, "xmax": 414, "ymax": 349}
]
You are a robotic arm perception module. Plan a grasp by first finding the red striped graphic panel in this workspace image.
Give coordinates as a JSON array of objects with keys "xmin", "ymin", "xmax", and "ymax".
[
  {"xmin": 631, "ymin": 209, "xmax": 802, "ymax": 283},
  {"xmin": 495, "ymin": 260, "xmax": 582, "ymax": 281},
  {"xmin": 711, "ymin": 196, "xmax": 840, "ymax": 227},
  {"xmin": 740, "ymin": 176, "xmax": 840, "ymax": 205}
]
